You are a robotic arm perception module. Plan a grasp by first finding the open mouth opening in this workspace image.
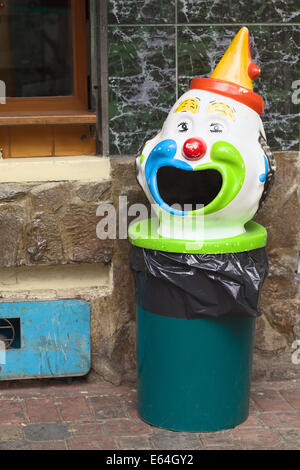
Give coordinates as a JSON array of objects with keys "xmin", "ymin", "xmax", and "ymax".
[{"xmin": 156, "ymin": 167, "xmax": 223, "ymax": 212}]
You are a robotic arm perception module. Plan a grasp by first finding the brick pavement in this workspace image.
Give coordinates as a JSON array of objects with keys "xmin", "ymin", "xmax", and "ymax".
[{"xmin": 0, "ymin": 378, "xmax": 299, "ymax": 450}]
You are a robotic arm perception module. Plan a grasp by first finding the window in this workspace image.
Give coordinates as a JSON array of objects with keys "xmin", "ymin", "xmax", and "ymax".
[{"xmin": 0, "ymin": 0, "xmax": 96, "ymax": 157}]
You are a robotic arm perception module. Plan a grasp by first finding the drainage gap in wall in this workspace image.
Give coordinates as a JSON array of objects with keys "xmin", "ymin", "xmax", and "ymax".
[
  {"xmin": 0, "ymin": 318, "xmax": 21, "ymax": 349},
  {"xmin": 297, "ymin": 252, "xmax": 300, "ymax": 280}
]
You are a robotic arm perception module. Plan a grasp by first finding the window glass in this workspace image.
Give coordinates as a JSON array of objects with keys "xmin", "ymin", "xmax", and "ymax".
[{"xmin": 0, "ymin": 0, "xmax": 73, "ymax": 98}]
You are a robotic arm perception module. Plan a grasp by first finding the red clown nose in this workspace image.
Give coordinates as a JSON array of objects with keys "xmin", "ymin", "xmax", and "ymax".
[{"xmin": 183, "ymin": 138, "xmax": 207, "ymax": 161}]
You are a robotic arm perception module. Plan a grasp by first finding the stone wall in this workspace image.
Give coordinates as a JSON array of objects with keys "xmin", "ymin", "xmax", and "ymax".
[
  {"xmin": 254, "ymin": 151, "xmax": 300, "ymax": 380},
  {"xmin": 96, "ymin": 151, "xmax": 300, "ymax": 383},
  {"xmin": 109, "ymin": 151, "xmax": 300, "ymax": 383},
  {"xmin": 0, "ymin": 151, "xmax": 299, "ymax": 384},
  {"xmin": 90, "ymin": 158, "xmax": 149, "ymax": 385},
  {"xmin": 0, "ymin": 180, "xmax": 113, "ymax": 268},
  {"xmin": 0, "ymin": 159, "xmax": 146, "ymax": 385}
]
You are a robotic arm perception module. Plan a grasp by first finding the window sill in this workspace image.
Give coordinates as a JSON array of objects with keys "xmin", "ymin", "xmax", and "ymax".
[
  {"xmin": 0, "ymin": 110, "xmax": 97, "ymax": 126},
  {"xmin": 0, "ymin": 156, "xmax": 111, "ymax": 183}
]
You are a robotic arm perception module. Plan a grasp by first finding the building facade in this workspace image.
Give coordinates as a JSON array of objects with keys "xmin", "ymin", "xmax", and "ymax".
[{"xmin": 0, "ymin": 0, "xmax": 299, "ymax": 383}]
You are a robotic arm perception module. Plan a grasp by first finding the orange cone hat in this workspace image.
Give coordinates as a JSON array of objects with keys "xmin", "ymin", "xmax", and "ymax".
[{"xmin": 190, "ymin": 27, "xmax": 264, "ymax": 114}]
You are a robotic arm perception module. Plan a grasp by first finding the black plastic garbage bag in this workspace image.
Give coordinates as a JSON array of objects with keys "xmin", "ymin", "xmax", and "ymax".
[{"xmin": 130, "ymin": 246, "xmax": 269, "ymax": 319}]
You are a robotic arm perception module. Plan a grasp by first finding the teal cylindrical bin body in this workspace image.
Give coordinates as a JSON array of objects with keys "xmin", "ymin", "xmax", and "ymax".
[
  {"xmin": 137, "ymin": 307, "xmax": 255, "ymax": 432},
  {"xmin": 129, "ymin": 220, "xmax": 268, "ymax": 432}
]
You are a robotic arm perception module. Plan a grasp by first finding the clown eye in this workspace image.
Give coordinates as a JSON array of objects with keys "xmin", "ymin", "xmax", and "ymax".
[
  {"xmin": 210, "ymin": 122, "xmax": 224, "ymax": 134},
  {"xmin": 177, "ymin": 121, "xmax": 189, "ymax": 133}
]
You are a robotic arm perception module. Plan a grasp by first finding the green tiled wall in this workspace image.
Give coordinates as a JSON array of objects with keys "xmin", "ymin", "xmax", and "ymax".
[{"xmin": 107, "ymin": 1, "xmax": 300, "ymax": 155}]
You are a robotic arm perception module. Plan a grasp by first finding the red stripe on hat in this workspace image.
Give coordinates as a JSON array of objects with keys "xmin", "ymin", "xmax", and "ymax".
[{"xmin": 190, "ymin": 77, "xmax": 264, "ymax": 115}]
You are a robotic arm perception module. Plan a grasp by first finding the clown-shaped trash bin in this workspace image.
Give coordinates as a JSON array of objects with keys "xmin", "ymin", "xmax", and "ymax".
[{"xmin": 129, "ymin": 27, "xmax": 275, "ymax": 432}]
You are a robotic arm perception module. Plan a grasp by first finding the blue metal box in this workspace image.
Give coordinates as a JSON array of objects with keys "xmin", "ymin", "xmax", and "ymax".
[{"xmin": 0, "ymin": 300, "xmax": 91, "ymax": 380}]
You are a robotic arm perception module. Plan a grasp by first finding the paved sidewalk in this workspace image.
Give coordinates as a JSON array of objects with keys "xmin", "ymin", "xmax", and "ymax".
[{"xmin": 0, "ymin": 378, "xmax": 299, "ymax": 450}]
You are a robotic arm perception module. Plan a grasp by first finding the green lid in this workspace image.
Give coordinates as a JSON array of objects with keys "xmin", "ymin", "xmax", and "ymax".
[{"xmin": 128, "ymin": 218, "xmax": 267, "ymax": 254}]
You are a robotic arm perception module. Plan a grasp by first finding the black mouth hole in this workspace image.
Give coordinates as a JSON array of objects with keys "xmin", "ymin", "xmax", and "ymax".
[{"xmin": 157, "ymin": 167, "xmax": 223, "ymax": 211}]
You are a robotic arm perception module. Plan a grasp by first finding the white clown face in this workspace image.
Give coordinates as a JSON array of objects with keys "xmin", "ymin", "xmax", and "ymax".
[{"xmin": 136, "ymin": 88, "xmax": 273, "ymax": 240}]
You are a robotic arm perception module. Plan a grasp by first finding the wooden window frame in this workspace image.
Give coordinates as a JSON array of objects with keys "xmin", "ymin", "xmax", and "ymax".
[
  {"xmin": 0, "ymin": 0, "xmax": 94, "ymax": 117},
  {"xmin": 0, "ymin": 0, "xmax": 98, "ymax": 157}
]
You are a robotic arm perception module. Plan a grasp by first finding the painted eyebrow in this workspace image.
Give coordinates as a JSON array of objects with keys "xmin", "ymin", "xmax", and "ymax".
[
  {"xmin": 207, "ymin": 101, "xmax": 235, "ymax": 111},
  {"xmin": 206, "ymin": 102, "xmax": 236, "ymax": 120},
  {"xmin": 207, "ymin": 102, "xmax": 234, "ymax": 110}
]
